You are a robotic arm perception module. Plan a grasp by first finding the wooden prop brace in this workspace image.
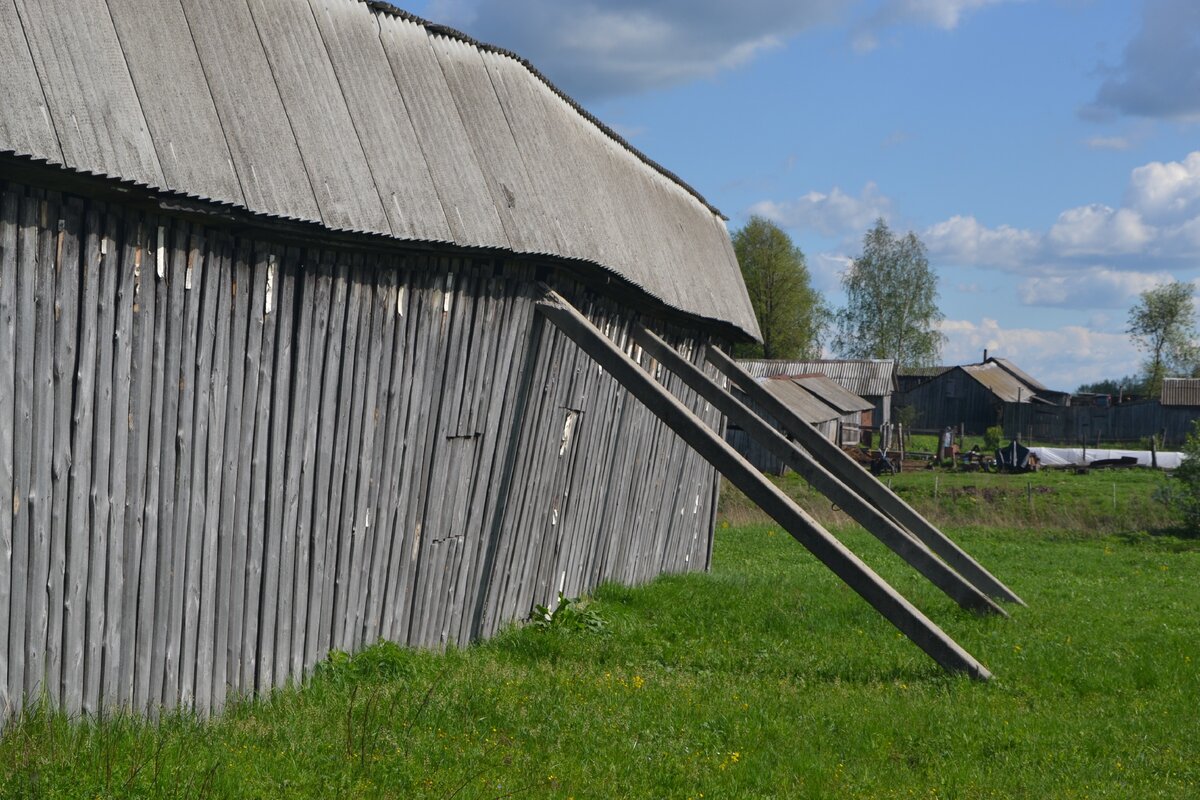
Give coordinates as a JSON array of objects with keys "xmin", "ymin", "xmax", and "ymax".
[
  {"xmin": 704, "ymin": 347, "xmax": 1025, "ymax": 606},
  {"xmin": 536, "ymin": 289, "xmax": 991, "ymax": 680},
  {"xmin": 628, "ymin": 324, "xmax": 1005, "ymax": 617}
]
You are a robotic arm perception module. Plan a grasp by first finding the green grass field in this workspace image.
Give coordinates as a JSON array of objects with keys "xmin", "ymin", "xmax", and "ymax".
[{"xmin": 3, "ymin": 469, "xmax": 1199, "ymax": 799}]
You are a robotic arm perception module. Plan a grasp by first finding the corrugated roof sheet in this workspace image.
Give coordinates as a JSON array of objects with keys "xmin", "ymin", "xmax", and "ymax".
[
  {"xmin": 0, "ymin": 0, "xmax": 64, "ymax": 165},
  {"xmin": 759, "ymin": 378, "xmax": 841, "ymax": 425},
  {"xmin": 738, "ymin": 359, "xmax": 896, "ymax": 397},
  {"xmin": 0, "ymin": 0, "xmax": 759, "ymax": 338},
  {"xmin": 987, "ymin": 358, "xmax": 1047, "ymax": 392},
  {"xmin": 789, "ymin": 375, "xmax": 874, "ymax": 414},
  {"xmin": 961, "ymin": 363, "xmax": 1036, "ymax": 403},
  {"xmin": 1161, "ymin": 378, "xmax": 1200, "ymax": 406},
  {"xmin": 896, "ymin": 366, "xmax": 951, "ymax": 378}
]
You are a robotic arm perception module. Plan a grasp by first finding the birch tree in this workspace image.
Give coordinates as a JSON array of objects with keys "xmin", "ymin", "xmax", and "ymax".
[{"xmin": 833, "ymin": 218, "xmax": 945, "ymax": 368}]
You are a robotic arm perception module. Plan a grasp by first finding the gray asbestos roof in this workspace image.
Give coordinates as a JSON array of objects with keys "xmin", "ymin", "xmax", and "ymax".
[
  {"xmin": 738, "ymin": 359, "xmax": 896, "ymax": 398},
  {"xmin": 0, "ymin": 0, "xmax": 760, "ymax": 338},
  {"xmin": 1161, "ymin": 378, "xmax": 1200, "ymax": 407},
  {"xmin": 789, "ymin": 375, "xmax": 874, "ymax": 414},
  {"xmin": 961, "ymin": 363, "xmax": 1036, "ymax": 403},
  {"xmin": 758, "ymin": 378, "xmax": 841, "ymax": 425},
  {"xmin": 986, "ymin": 358, "xmax": 1047, "ymax": 392}
]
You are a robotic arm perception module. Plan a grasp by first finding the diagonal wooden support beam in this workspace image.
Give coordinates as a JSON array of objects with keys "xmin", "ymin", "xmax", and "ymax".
[
  {"xmin": 627, "ymin": 324, "xmax": 1005, "ymax": 617},
  {"xmin": 536, "ymin": 289, "xmax": 991, "ymax": 680},
  {"xmin": 704, "ymin": 346, "xmax": 1025, "ymax": 607}
]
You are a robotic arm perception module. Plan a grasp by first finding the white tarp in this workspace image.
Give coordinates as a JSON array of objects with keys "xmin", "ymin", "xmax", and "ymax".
[{"xmin": 1028, "ymin": 447, "xmax": 1185, "ymax": 469}]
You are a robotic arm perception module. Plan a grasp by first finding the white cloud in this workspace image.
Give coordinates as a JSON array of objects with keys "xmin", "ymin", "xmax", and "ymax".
[
  {"xmin": 749, "ymin": 182, "xmax": 892, "ymax": 238},
  {"xmin": 1046, "ymin": 205, "xmax": 1154, "ymax": 257},
  {"xmin": 810, "ymin": 252, "xmax": 854, "ymax": 292},
  {"xmin": 916, "ymin": 151, "xmax": 1200, "ymax": 287},
  {"xmin": 1126, "ymin": 152, "xmax": 1200, "ymax": 223},
  {"xmin": 1016, "ymin": 268, "xmax": 1173, "ymax": 309},
  {"xmin": 854, "ymin": 0, "xmax": 1023, "ymax": 51},
  {"xmin": 1083, "ymin": 0, "xmax": 1200, "ymax": 122},
  {"xmin": 923, "ymin": 215, "xmax": 1039, "ymax": 269},
  {"xmin": 939, "ymin": 318, "xmax": 1141, "ymax": 389}
]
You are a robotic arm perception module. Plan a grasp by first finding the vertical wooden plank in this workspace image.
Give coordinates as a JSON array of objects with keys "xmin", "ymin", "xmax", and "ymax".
[
  {"xmin": 353, "ymin": 267, "xmax": 399, "ymax": 649},
  {"xmin": 377, "ymin": 266, "xmax": 422, "ymax": 645},
  {"xmin": 195, "ymin": 238, "xmax": 232, "ymax": 714},
  {"xmin": 212, "ymin": 237, "xmax": 251, "ymax": 710},
  {"xmin": 465, "ymin": 282, "xmax": 542, "ymax": 642},
  {"xmin": 132, "ymin": 220, "xmax": 168, "ymax": 713},
  {"xmin": 83, "ymin": 211, "xmax": 119, "ymax": 714},
  {"xmin": 63, "ymin": 206, "xmax": 103, "ymax": 715},
  {"xmin": 119, "ymin": 220, "xmax": 154, "ymax": 709},
  {"xmin": 318, "ymin": 260, "xmax": 361, "ymax": 654},
  {"xmin": 148, "ymin": 223, "xmax": 189, "ymax": 711},
  {"xmin": 258, "ymin": 246, "xmax": 294, "ymax": 692},
  {"xmin": 295, "ymin": 257, "xmax": 332, "ymax": 674},
  {"xmin": 227, "ymin": 242, "xmax": 267, "ymax": 699},
  {"xmin": 449, "ymin": 276, "xmax": 513, "ymax": 645},
  {"xmin": 305, "ymin": 257, "xmax": 347, "ymax": 670},
  {"xmin": 363, "ymin": 264, "xmax": 410, "ymax": 647},
  {"xmin": 399, "ymin": 266, "xmax": 457, "ymax": 645},
  {"xmin": 47, "ymin": 216, "xmax": 84, "ymax": 682},
  {"xmin": 242, "ymin": 245, "xmax": 278, "ymax": 694},
  {"xmin": 384, "ymin": 265, "xmax": 437, "ymax": 643},
  {"xmin": 102, "ymin": 214, "xmax": 136, "ymax": 710},
  {"xmin": 179, "ymin": 232, "xmax": 219, "ymax": 710},
  {"xmin": 24, "ymin": 196, "xmax": 58, "ymax": 703},
  {"xmin": 333, "ymin": 262, "xmax": 375, "ymax": 651},
  {"xmin": 8, "ymin": 195, "xmax": 38, "ymax": 711},
  {"xmin": 178, "ymin": 232, "xmax": 222, "ymax": 714},
  {"xmin": 163, "ymin": 230, "xmax": 204, "ymax": 710},
  {"xmin": 0, "ymin": 186, "xmax": 18, "ymax": 716},
  {"xmin": 277, "ymin": 249, "xmax": 312, "ymax": 685}
]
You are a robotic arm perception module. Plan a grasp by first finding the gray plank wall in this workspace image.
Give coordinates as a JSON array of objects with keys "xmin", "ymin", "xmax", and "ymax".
[{"xmin": 0, "ymin": 180, "xmax": 724, "ymax": 720}]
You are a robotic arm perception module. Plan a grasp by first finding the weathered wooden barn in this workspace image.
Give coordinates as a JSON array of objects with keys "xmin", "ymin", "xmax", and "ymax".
[
  {"xmin": 897, "ymin": 360, "xmax": 1048, "ymax": 435},
  {"xmin": 0, "ymin": 0, "xmax": 766, "ymax": 718},
  {"xmin": 0, "ymin": 0, "xmax": 1020, "ymax": 720},
  {"xmin": 727, "ymin": 377, "xmax": 840, "ymax": 475}
]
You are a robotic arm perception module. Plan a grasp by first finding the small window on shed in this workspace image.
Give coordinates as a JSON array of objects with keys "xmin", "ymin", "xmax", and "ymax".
[{"xmin": 945, "ymin": 377, "xmax": 959, "ymax": 399}]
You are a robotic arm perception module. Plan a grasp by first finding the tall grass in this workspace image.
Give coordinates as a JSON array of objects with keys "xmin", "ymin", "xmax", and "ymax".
[
  {"xmin": 719, "ymin": 466, "xmax": 1181, "ymax": 534},
  {"xmin": 3, "ymin": 477, "xmax": 1198, "ymax": 798}
]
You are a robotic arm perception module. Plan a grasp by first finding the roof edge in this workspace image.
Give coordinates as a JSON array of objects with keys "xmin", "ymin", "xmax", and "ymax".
[{"xmin": 0, "ymin": 152, "xmax": 756, "ymax": 340}]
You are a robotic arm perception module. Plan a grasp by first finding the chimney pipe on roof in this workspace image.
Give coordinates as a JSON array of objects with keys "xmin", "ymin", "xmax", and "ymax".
[{"xmin": 983, "ymin": 348, "xmax": 988, "ymax": 363}]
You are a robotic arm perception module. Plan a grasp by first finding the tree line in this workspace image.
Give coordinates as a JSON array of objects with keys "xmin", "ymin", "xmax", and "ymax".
[
  {"xmin": 735, "ymin": 217, "xmax": 1199, "ymax": 400},
  {"xmin": 733, "ymin": 216, "xmax": 944, "ymax": 368}
]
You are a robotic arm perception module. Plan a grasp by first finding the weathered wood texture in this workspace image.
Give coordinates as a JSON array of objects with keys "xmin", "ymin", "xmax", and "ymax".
[{"xmin": 0, "ymin": 180, "xmax": 721, "ymax": 720}]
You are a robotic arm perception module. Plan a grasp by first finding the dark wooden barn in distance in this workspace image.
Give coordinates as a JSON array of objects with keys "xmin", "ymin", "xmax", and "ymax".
[{"xmin": 0, "ymin": 0, "xmax": 763, "ymax": 718}]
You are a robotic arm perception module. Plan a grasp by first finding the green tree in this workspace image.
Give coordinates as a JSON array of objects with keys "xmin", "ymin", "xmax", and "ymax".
[
  {"xmin": 833, "ymin": 218, "xmax": 945, "ymax": 368},
  {"xmin": 732, "ymin": 216, "xmax": 827, "ymax": 359},
  {"xmin": 1127, "ymin": 281, "xmax": 1198, "ymax": 398},
  {"xmin": 1075, "ymin": 374, "xmax": 1143, "ymax": 397}
]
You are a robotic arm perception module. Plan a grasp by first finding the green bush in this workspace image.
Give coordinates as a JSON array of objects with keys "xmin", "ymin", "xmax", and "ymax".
[
  {"xmin": 983, "ymin": 425, "xmax": 1004, "ymax": 452},
  {"xmin": 1167, "ymin": 419, "xmax": 1200, "ymax": 535}
]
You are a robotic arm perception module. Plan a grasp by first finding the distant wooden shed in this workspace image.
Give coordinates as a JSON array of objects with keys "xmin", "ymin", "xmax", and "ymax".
[
  {"xmin": 738, "ymin": 359, "xmax": 896, "ymax": 427},
  {"xmin": 898, "ymin": 361, "xmax": 1045, "ymax": 434},
  {"xmin": 726, "ymin": 375, "xmax": 872, "ymax": 474}
]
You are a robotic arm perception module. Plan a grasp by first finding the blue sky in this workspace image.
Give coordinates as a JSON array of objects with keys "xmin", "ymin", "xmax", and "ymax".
[{"xmin": 402, "ymin": 0, "xmax": 1200, "ymax": 390}]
